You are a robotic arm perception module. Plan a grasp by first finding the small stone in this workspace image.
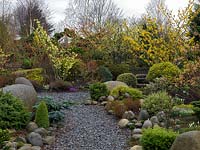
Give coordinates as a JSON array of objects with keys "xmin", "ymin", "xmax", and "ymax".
[
  {"xmin": 132, "ymin": 134, "xmax": 142, "ymax": 140},
  {"xmin": 43, "ymin": 136, "xmax": 55, "ymax": 145},
  {"xmin": 138, "ymin": 110, "xmax": 149, "ymax": 121},
  {"xmin": 133, "ymin": 128, "xmax": 142, "ymax": 134},
  {"xmin": 135, "ymin": 122, "xmax": 143, "ymax": 128},
  {"xmin": 124, "ymin": 93, "xmax": 131, "ymax": 98},
  {"xmin": 150, "ymin": 116, "xmax": 159, "ymax": 125},
  {"xmin": 156, "ymin": 111, "xmax": 166, "ymax": 122},
  {"xmin": 142, "ymin": 120, "xmax": 153, "ymax": 129},
  {"xmin": 5, "ymin": 141, "xmax": 17, "ymax": 149},
  {"xmin": 122, "ymin": 111, "xmax": 135, "ymax": 120},
  {"xmin": 108, "ymin": 110, "xmax": 114, "ymax": 115},
  {"xmin": 130, "ymin": 145, "xmax": 143, "ymax": 150},
  {"xmin": 91, "ymin": 101, "xmax": 98, "ymax": 105},
  {"xmin": 107, "ymin": 95, "xmax": 114, "ymax": 101},
  {"xmin": 31, "ymin": 146, "xmax": 41, "ymax": 150},
  {"xmin": 34, "ymin": 128, "xmax": 48, "ymax": 138},
  {"xmin": 160, "ymin": 122, "xmax": 166, "ymax": 127},
  {"xmin": 27, "ymin": 122, "xmax": 38, "ymax": 133},
  {"xmin": 98, "ymin": 96, "xmax": 106, "ymax": 102},
  {"xmin": 15, "ymin": 136, "xmax": 27, "ymax": 143},
  {"xmin": 18, "ymin": 144, "xmax": 32, "ymax": 150},
  {"xmin": 27, "ymin": 132, "xmax": 43, "ymax": 146},
  {"xmin": 84, "ymin": 100, "xmax": 92, "ymax": 105},
  {"xmin": 175, "ymin": 125, "xmax": 181, "ymax": 130},
  {"xmin": 100, "ymin": 101, "xmax": 107, "ymax": 106},
  {"xmin": 118, "ymin": 119, "xmax": 129, "ymax": 128}
]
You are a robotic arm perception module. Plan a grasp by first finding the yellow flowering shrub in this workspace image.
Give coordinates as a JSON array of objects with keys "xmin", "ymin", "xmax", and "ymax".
[{"xmin": 33, "ymin": 21, "xmax": 78, "ymax": 80}]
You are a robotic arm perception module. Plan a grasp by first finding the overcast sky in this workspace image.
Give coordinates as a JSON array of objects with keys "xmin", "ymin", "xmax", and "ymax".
[{"xmin": 46, "ymin": 0, "xmax": 189, "ymax": 23}]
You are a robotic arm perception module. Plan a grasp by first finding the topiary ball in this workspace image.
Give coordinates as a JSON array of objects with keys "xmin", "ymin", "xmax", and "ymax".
[
  {"xmin": 117, "ymin": 73, "xmax": 137, "ymax": 87},
  {"xmin": 35, "ymin": 101, "xmax": 49, "ymax": 128},
  {"xmin": 147, "ymin": 62, "xmax": 181, "ymax": 81}
]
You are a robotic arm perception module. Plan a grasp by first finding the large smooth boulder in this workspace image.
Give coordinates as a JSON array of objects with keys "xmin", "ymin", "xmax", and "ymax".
[
  {"xmin": 104, "ymin": 81, "xmax": 128, "ymax": 91},
  {"xmin": 170, "ymin": 131, "xmax": 200, "ymax": 150},
  {"xmin": 15, "ymin": 77, "xmax": 33, "ymax": 87},
  {"xmin": 2, "ymin": 84, "xmax": 37, "ymax": 111}
]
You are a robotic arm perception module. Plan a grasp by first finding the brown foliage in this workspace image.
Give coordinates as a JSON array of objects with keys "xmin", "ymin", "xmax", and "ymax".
[
  {"xmin": 123, "ymin": 98, "xmax": 141, "ymax": 114},
  {"xmin": 113, "ymin": 101, "xmax": 128, "ymax": 118}
]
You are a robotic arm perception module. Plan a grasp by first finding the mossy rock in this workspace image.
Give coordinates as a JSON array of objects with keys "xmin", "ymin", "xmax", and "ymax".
[{"xmin": 12, "ymin": 68, "xmax": 45, "ymax": 85}]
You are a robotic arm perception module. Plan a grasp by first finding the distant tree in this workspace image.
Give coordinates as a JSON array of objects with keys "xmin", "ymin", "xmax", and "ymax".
[
  {"xmin": 64, "ymin": 0, "xmax": 123, "ymax": 32},
  {"xmin": 146, "ymin": 0, "xmax": 169, "ymax": 26},
  {"xmin": 15, "ymin": 0, "xmax": 54, "ymax": 37}
]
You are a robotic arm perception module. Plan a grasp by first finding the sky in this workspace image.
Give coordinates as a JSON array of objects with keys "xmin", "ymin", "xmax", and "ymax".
[{"xmin": 46, "ymin": 0, "xmax": 190, "ymax": 23}]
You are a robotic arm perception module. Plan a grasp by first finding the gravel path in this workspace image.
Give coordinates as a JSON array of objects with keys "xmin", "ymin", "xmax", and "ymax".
[{"xmin": 38, "ymin": 92, "xmax": 130, "ymax": 150}]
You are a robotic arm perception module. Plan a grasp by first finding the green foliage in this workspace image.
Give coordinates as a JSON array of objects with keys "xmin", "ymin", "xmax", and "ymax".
[
  {"xmin": 33, "ymin": 21, "xmax": 78, "ymax": 80},
  {"xmin": 147, "ymin": 62, "xmax": 181, "ymax": 81},
  {"xmin": 189, "ymin": 3, "xmax": 200, "ymax": 43},
  {"xmin": 97, "ymin": 66, "xmax": 113, "ymax": 82},
  {"xmin": 107, "ymin": 63, "xmax": 130, "ymax": 80},
  {"xmin": 13, "ymin": 68, "xmax": 44, "ymax": 85},
  {"xmin": 49, "ymin": 111, "xmax": 64, "ymax": 123},
  {"xmin": 191, "ymin": 101, "xmax": 200, "ymax": 120},
  {"xmin": 22, "ymin": 58, "xmax": 32, "ymax": 69},
  {"xmin": 172, "ymin": 104, "xmax": 195, "ymax": 117},
  {"xmin": 35, "ymin": 101, "xmax": 49, "ymax": 128},
  {"xmin": 89, "ymin": 83, "xmax": 109, "ymax": 101},
  {"xmin": 0, "ymin": 129, "xmax": 10, "ymax": 148},
  {"xmin": 34, "ymin": 96, "xmax": 62, "ymax": 112},
  {"xmin": 117, "ymin": 73, "xmax": 137, "ymax": 87},
  {"xmin": 110, "ymin": 86, "xmax": 143, "ymax": 100},
  {"xmin": 141, "ymin": 127, "xmax": 178, "ymax": 150},
  {"xmin": 142, "ymin": 91, "xmax": 173, "ymax": 116},
  {"xmin": 66, "ymin": 61, "xmax": 87, "ymax": 82},
  {"xmin": 179, "ymin": 125, "xmax": 200, "ymax": 133},
  {"xmin": 143, "ymin": 77, "xmax": 172, "ymax": 95},
  {"xmin": 0, "ymin": 91, "xmax": 30, "ymax": 129}
]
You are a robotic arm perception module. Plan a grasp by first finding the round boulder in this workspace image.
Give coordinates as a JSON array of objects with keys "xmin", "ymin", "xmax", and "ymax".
[
  {"xmin": 142, "ymin": 120, "xmax": 152, "ymax": 129},
  {"xmin": 171, "ymin": 131, "xmax": 200, "ymax": 150},
  {"xmin": 27, "ymin": 122, "xmax": 38, "ymax": 133},
  {"xmin": 15, "ymin": 77, "xmax": 33, "ymax": 87},
  {"xmin": 122, "ymin": 111, "xmax": 135, "ymax": 120},
  {"xmin": 138, "ymin": 110, "xmax": 149, "ymax": 121},
  {"xmin": 27, "ymin": 132, "xmax": 43, "ymax": 146},
  {"xmin": 2, "ymin": 84, "xmax": 37, "ymax": 111},
  {"xmin": 118, "ymin": 119, "xmax": 129, "ymax": 128}
]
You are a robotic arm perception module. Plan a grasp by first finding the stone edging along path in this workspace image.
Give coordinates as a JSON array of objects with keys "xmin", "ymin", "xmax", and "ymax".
[{"xmin": 38, "ymin": 92, "xmax": 130, "ymax": 150}]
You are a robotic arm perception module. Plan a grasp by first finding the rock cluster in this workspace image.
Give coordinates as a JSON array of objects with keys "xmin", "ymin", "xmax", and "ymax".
[{"xmin": 3, "ymin": 122, "xmax": 55, "ymax": 150}]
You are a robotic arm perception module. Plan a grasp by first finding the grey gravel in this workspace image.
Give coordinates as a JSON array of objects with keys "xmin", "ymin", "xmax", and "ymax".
[{"xmin": 38, "ymin": 92, "xmax": 130, "ymax": 150}]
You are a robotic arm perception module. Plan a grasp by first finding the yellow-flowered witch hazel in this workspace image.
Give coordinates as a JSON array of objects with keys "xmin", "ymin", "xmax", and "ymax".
[{"xmin": 33, "ymin": 20, "xmax": 78, "ymax": 80}]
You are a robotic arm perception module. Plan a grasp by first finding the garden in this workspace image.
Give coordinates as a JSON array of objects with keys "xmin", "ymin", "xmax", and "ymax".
[{"xmin": 1, "ymin": 0, "xmax": 200, "ymax": 150}]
